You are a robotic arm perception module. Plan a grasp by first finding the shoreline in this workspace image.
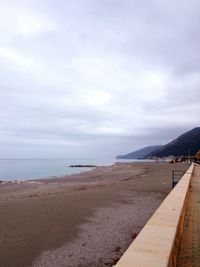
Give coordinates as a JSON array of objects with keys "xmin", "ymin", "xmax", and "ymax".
[
  {"xmin": 0, "ymin": 159, "xmax": 156, "ymax": 182},
  {"xmin": 0, "ymin": 162, "xmax": 189, "ymax": 267}
]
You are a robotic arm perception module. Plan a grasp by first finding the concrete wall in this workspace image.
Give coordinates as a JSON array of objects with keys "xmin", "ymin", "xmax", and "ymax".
[{"xmin": 115, "ymin": 163, "xmax": 194, "ymax": 267}]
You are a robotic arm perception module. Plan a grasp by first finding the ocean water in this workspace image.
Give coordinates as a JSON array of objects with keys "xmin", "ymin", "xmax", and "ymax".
[
  {"xmin": 0, "ymin": 159, "xmax": 112, "ymax": 181},
  {"xmin": 0, "ymin": 158, "xmax": 153, "ymax": 181}
]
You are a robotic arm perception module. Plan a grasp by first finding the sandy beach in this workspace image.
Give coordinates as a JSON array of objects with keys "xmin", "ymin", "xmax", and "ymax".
[{"xmin": 0, "ymin": 162, "xmax": 189, "ymax": 267}]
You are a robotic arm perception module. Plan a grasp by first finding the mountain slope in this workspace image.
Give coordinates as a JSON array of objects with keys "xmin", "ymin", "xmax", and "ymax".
[
  {"xmin": 147, "ymin": 127, "xmax": 200, "ymax": 157},
  {"xmin": 116, "ymin": 146, "xmax": 162, "ymax": 159}
]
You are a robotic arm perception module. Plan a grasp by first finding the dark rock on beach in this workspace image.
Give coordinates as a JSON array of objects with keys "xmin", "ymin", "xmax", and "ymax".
[{"xmin": 69, "ymin": 164, "xmax": 97, "ymax": 168}]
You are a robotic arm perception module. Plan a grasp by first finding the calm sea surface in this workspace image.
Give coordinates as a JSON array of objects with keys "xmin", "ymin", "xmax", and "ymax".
[{"xmin": 0, "ymin": 158, "xmax": 153, "ymax": 181}]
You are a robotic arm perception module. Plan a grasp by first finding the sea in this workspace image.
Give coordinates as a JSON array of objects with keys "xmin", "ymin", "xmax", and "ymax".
[{"xmin": 0, "ymin": 158, "xmax": 153, "ymax": 181}]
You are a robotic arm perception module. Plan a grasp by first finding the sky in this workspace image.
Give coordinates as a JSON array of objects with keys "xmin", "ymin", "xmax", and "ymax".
[{"xmin": 0, "ymin": 0, "xmax": 199, "ymax": 159}]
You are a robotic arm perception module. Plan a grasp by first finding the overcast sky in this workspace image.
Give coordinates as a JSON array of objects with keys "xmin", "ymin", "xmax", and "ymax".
[{"xmin": 0, "ymin": 0, "xmax": 199, "ymax": 159}]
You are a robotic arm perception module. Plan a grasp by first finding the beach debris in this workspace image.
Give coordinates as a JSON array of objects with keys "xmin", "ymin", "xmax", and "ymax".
[
  {"xmin": 27, "ymin": 181, "xmax": 42, "ymax": 184},
  {"xmin": 29, "ymin": 194, "xmax": 39, "ymax": 198},
  {"xmin": 131, "ymin": 232, "xmax": 138, "ymax": 239},
  {"xmin": 104, "ymin": 256, "xmax": 121, "ymax": 266},
  {"xmin": 104, "ymin": 260, "xmax": 113, "ymax": 266},
  {"xmin": 113, "ymin": 246, "xmax": 121, "ymax": 252}
]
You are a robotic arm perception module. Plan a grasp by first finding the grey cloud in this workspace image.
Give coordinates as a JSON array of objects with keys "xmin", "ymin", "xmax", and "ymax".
[{"xmin": 0, "ymin": 0, "xmax": 199, "ymax": 158}]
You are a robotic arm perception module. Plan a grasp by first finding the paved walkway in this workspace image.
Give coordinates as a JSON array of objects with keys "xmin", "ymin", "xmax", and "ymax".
[{"xmin": 177, "ymin": 164, "xmax": 200, "ymax": 267}]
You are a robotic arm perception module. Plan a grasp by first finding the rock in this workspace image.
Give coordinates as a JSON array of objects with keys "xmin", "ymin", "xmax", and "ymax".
[
  {"xmin": 69, "ymin": 164, "xmax": 97, "ymax": 168},
  {"xmin": 113, "ymin": 246, "xmax": 121, "ymax": 252},
  {"xmin": 131, "ymin": 233, "xmax": 138, "ymax": 239}
]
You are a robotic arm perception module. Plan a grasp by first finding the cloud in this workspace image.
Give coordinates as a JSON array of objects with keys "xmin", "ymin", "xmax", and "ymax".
[
  {"xmin": 0, "ymin": 0, "xmax": 199, "ymax": 158},
  {"xmin": 0, "ymin": 1, "xmax": 56, "ymax": 40}
]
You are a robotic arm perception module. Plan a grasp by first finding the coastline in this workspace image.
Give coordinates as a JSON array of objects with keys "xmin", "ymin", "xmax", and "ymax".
[
  {"xmin": 0, "ymin": 162, "xmax": 189, "ymax": 267},
  {"xmin": 0, "ymin": 159, "xmax": 155, "ymax": 181}
]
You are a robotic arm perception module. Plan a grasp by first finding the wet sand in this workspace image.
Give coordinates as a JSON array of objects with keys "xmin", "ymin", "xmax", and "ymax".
[{"xmin": 0, "ymin": 162, "xmax": 189, "ymax": 267}]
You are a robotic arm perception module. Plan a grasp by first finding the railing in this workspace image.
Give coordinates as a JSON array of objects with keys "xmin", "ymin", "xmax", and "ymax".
[
  {"xmin": 115, "ymin": 163, "xmax": 194, "ymax": 267},
  {"xmin": 172, "ymin": 170, "xmax": 186, "ymax": 188}
]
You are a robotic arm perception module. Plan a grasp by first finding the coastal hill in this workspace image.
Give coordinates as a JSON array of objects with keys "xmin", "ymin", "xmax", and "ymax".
[
  {"xmin": 116, "ymin": 146, "xmax": 162, "ymax": 159},
  {"xmin": 116, "ymin": 127, "xmax": 200, "ymax": 159},
  {"xmin": 147, "ymin": 127, "xmax": 200, "ymax": 157}
]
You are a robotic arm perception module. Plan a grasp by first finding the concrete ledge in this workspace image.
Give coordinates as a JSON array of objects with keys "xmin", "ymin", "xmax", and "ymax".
[{"xmin": 115, "ymin": 163, "xmax": 194, "ymax": 267}]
